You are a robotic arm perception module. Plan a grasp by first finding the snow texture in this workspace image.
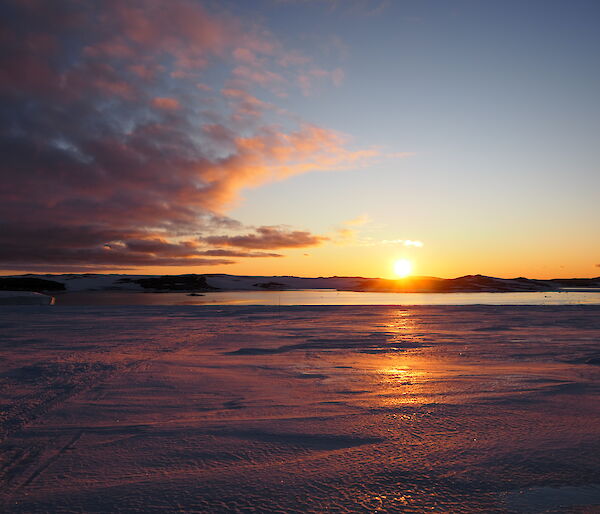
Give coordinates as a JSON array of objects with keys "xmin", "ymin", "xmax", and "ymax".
[{"xmin": 0, "ymin": 305, "xmax": 599, "ymax": 512}]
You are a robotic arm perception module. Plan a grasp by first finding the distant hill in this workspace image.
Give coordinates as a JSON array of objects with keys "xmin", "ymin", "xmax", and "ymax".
[
  {"xmin": 3, "ymin": 273, "xmax": 600, "ymax": 294},
  {"xmin": 0, "ymin": 277, "xmax": 66, "ymax": 292},
  {"xmin": 356, "ymin": 275, "xmax": 559, "ymax": 292}
]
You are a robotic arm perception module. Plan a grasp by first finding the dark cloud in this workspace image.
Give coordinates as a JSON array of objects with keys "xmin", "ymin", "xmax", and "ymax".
[
  {"xmin": 203, "ymin": 226, "xmax": 327, "ymax": 249},
  {"xmin": 0, "ymin": 226, "xmax": 233, "ymax": 267},
  {"xmin": 0, "ymin": 0, "xmax": 364, "ymax": 271},
  {"xmin": 199, "ymin": 249, "xmax": 282, "ymax": 258}
]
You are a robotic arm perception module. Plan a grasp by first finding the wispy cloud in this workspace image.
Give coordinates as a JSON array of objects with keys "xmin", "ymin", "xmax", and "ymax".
[
  {"xmin": 380, "ymin": 239, "xmax": 424, "ymax": 247},
  {"xmin": 330, "ymin": 214, "xmax": 371, "ymax": 244},
  {"xmin": 343, "ymin": 214, "xmax": 371, "ymax": 227},
  {"xmin": 298, "ymin": 67, "xmax": 345, "ymax": 95}
]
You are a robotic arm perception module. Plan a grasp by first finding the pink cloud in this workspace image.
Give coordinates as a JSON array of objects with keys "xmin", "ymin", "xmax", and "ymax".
[
  {"xmin": 233, "ymin": 47, "xmax": 260, "ymax": 65},
  {"xmin": 278, "ymin": 51, "xmax": 312, "ymax": 67},
  {"xmin": 131, "ymin": 64, "xmax": 157, "ymax": 80},
  {"xmin": 109, "ymin": 0, "xmax": 231, "ymax": 71},
  {"xmin": 232, "ymin": 65, "xmax": 286, "ymax": 88},
  {"xmin": 222, "ymin": 88, "xmax": 273, "ymax": 120}
]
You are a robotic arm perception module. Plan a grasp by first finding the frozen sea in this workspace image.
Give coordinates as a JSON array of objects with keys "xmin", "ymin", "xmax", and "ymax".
[{"xmin": 0, "ymin": 303, "xmax": 599, "ymax": 512}]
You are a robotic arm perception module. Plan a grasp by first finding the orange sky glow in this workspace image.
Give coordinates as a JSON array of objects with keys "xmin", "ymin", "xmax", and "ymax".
[{"xmin": 1, "ymin": 1, "xmax": 598, "ymax": 279}]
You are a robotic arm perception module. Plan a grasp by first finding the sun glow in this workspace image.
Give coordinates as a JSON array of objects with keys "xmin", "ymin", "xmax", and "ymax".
[{"xmin": 394, "ymin": 259, "xmax": 412, "ymax": 278}]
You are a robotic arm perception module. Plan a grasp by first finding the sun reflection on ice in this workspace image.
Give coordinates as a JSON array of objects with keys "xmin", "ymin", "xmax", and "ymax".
[{"xmin": 366, "ymin": 309, "xmax": 433, "ymax": 406}]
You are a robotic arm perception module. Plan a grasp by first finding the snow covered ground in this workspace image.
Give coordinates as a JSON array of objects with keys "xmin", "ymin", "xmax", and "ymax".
[{"xmin": 0, "ymin": 305, "xmax": 599, "ymax": 512}]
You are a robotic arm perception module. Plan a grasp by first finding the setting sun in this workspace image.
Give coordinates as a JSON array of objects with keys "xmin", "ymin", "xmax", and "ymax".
[{"xmin": 394, "ymin": 259, "xmax": 412, "ymax": 278}]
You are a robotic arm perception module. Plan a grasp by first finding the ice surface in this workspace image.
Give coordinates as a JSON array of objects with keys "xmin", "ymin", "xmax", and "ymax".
[{"xmin": 0, "ymin": 305, "xmax": 599, "ymax": 512}]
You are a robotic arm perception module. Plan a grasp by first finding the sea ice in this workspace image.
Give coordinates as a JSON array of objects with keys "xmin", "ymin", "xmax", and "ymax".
[{"xmin": 0, "ymin": 305, "xmax": 598, "ymax": 512}]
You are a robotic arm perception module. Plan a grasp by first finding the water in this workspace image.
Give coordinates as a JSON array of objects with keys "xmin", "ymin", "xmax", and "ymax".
[{"xmin": 53, "ymin": 289, "xmax": 600, "ymax": 306}]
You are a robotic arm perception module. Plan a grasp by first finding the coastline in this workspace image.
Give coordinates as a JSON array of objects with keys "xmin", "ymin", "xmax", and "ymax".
[{"xmin": 47, "ymin": 289, "xmax": 600, "ymax": 306}]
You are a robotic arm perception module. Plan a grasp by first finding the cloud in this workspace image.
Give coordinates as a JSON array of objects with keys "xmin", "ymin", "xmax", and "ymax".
[
  {"xmin": 379, "ymin": 239, "xmax": 424, "ymax": 247},
  {"xmin": 202, "ymin": 226, "xmax": 327, "ymax": 250},
  {"xmin": 0, "ymin": 0, "xmax": 376, "ymax": 270},
  {"xmin": 332, "ymin": 227, "xmax": 358, "ymax": 244},
  {"xmin": 221, "ymin": 88, "xmax": 274, "ymax": 120},
  {"xmin": 0, "ymin": 227, "xmax": 235, "ymax": 269},
  {"xmin": 344, "ymin": 214, "xmax": 370, "ymax": 226},
  {"xmin": 194, "ymin": 123, "xmax": 379, "ymax": 211},
  {"xmin": 329, "ymin": 214, "xmax": 371, "ymax": 244},
  {"xmin": 152, "ymin": 97, "xmax": 181, "ymax": 110},
  {"xmin": 274, "ymin": 0, "xmax": 390, "ymax": 16},
  {"xmin": 199, "ymin": 249, "xmax": 282, "ymax": 258},
  {"xmin": 298, "ymin": 67, "xmax": 345, "ymax": 95}
]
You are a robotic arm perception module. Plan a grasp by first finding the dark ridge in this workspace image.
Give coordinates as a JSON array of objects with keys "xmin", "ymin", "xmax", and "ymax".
[
  {"xmin": 547, "ymin": 277, "xmax": 600, "ymax": 287},
  {"xmin": 129, "ymin": 274, "xmax": 218, "ymax": 291},
  {"xmin": 0, "ymin": 277, "xmax": 65, "ymax": 292},
  {"xmin": 253, "ymin": 281, "xmax": 289, "ymax": 289}
]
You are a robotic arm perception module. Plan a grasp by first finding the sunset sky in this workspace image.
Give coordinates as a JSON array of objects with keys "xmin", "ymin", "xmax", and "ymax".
[{"xmin": 1, "ymin": 0, "xmax": 598, "ymax": 279}]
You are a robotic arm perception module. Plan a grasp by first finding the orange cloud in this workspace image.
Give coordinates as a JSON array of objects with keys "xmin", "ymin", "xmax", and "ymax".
[{"xmin": 197, "ymin": 123, "xmax": 380, "ymax": 210}]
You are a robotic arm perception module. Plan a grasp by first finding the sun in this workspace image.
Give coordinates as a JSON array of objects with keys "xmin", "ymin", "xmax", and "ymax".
[{"xmin": 394, "ymin": 259, "xmax": 412, "ymax": 278}]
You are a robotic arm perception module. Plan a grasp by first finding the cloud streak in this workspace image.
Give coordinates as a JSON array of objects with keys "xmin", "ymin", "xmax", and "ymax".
[{"xmin": 203, "ymin": 226, "xmax": 327, "ymax": 250}]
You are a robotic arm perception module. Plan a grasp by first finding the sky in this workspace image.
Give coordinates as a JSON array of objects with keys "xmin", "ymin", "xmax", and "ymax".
[{"xmin": 1, "ymin": 0, "xmax": 598, "ymax": 279}]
